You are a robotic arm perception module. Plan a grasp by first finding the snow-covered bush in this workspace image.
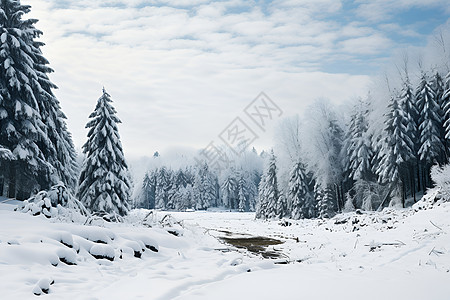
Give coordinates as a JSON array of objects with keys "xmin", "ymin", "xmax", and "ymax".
[
  {"xmin": 431, "ymin": 164, "xmax": 450, "ymax": 200},
  {"xmin": 16, "ymin": 183, "xmax": 89, "ymax": 222}
]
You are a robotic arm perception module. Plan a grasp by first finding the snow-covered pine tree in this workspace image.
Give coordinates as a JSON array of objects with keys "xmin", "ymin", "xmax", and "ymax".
[
  {"xmin": 155, "ymin": 166, "xmax": 171, "ymax": 209},
  {"xmin": 255, "ymin": 151, "xmax": 280, "ymax": 219},
  {"xmin": 432, "ymin": 71, "xmax": 447, "ymax": 162},
  {"xmin": 398, "ymin": 76, "xmax": 421, "ymax": 200},
  {"xmin": 77, "ymin": 89, "xmax": 131, "ymax": 216},
  {"xmin": 288, "ymin": 161, "xmax": 314, "ymax": 219},
  {"xmin": 432, "ymin": 71, "xmax": 445, "ymax": 108},
  {"xmin": 140, "ymin": 170, "xmax": 156, "ymax": 209},
  {"xmin": 443, "ymin": 71, "xmax": 450, "ymax": 140},
  {"xmin": 174, "ymin": 169, "xmax": 189, "ymax": 188},
  {"xmin": 313, "ymin": 182, "xmax": 324, "ymax": 218},
  {"xmin": 193, "ymin": 163, "xmax": 217, "ymax": 210},
  {"xmin": 416, "ymin": 72, "xmax": 444, "ymax": 189},
  {"xmin": 0, "ymin": 0, "xmax": 77, "ymax": 199},
  {"xmin": 399, "ymin": 77, "xmax": 419, "ymax": 155},
  {"xmin": 375, "ymin": 93, "xmax": 414, "ymax": 206},
  {"xmin": 175, "ymin": 185, "xmax": 194, "ymax": 210},
  {"xmin": 202, "ymin": 164, "xmax": 218, "ymax": 209},
  {"xmin": 247, "ymin": 170, "xmax": 259, "ymax": 211},
  {"xmin": 346, "ymin": 100, "xmax": 373, "ymax": 181},
  {"xmin": 238, "ymin": 183, "xmax": 246, "ymax": 212},
  {"xmin": 220, "ymin": 168, "xmax": 238, "ymax": 209},
  {"xmin": 317, "ymin": 184, "xmax": 334, "ymax": 218}
]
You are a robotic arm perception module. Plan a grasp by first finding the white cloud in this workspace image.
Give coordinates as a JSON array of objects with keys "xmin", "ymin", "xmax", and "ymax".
[
  {"xmin": 26, "ymin": 0, "xmax": 448, "ymax": 158},
  {"xmin": 338, "ymin": 33, "xmax": 392, "ymax": 55}
]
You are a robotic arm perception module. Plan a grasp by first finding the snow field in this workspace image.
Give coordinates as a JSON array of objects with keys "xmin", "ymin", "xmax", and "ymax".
[{"xmin": 1, "ymin": 192, "xmax": 450, "ymax": 299}]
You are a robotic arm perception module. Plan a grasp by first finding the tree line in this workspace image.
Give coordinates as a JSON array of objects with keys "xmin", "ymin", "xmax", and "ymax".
[{"xmin": 256, "ymin": 63, "xmax": 450, "ymax": 219}]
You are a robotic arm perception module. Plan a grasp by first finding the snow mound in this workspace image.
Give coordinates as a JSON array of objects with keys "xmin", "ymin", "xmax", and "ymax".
[
  {"xmin": 89, "ymin": 244, "xmax": 115, "ymax": 261},
  {"xmin": 56, "ymin": 248, "xmax": 77, "ymax": 265},
  {"xmin": 73, "ymin": 227, "xmax": 115, "ymax": 244},
  {"xmin": 32, "ymin": 278, "xmax": 54, "ymax": 296}
]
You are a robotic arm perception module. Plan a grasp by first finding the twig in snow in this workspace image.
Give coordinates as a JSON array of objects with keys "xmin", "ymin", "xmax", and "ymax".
[
  {"xmin": 429, "ymin": 221, "xmax": 442, "ymax": 231},
  {"xmin": 429, "ymin": 247, "xmax": 445, "ymax": 256}
]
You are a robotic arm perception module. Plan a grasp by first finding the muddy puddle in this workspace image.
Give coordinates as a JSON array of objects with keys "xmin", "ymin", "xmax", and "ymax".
[{"xmin": 219, "ymin": 235, "xmax": 284, "ymax": 259}]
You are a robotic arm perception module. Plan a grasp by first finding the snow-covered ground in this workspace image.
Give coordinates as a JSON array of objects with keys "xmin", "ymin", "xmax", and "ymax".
[{"xmin": 1, "ymin": 193, "xmax": 450, "ymax": 299}]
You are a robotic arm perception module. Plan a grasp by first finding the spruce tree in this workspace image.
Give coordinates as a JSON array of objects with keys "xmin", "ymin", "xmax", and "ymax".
[
  {"xmin": 376, "ymin": 94, "xmax": 414, "ymax": 206},
  {"xmin": 443, "ymin": 71, "xmax": 450, "ymax": 139},
  {"xmin": 140, "ymin": 170, "xmax": 156, "ymax": 209},
  {"xmin": 288, "ymin": 161, "xmax": 313, "ymax": 219},
  {"xmin": 155, "ymin": 166, "xmax": 170, "ymax": 209},
  {"xmin": 193, "ymin": 163, "xmax": 217, "ymax": 210},
  {"xmin": 0, "ymin": 0, "xmax": 77, "ymax": 199},
  {"xmin": 220, "ymin": 169, "xmax": 238, "ymax": 209},
  {"xmin": 317, "ymin": 185, "xmax": 334, "ymax": 218},
  {"xmin": 255, "ymin": 151, "xmax": 280, "ymax": 219},
  {"xmin": 238, "ymin": 183, "xmax": 246, "ymax": 212},
  {"xmin": 346, "ymin": 100, "xmax": 373, "ymax": 181},
  {"xmin": 77, "ymin": 89, "xmax": 130, "ymax": 216},
  {"xmin": 398, "ymin": 77, "xmax": 420, "ymax": 200},
  {"xmin": 399, "ymin": 77, "xmax": 419, "ymax": 154},
  {"xmin": 416, "ymin": 72, "xmax": 444, "ymax": 189}
]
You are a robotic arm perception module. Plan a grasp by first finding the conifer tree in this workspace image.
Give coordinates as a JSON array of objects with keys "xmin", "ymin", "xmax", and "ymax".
[
  {"xmin": 220, "ymin": 169, "xmax": 238, "ymax": 209},
  {"xmin": 346, "ymin": 100, "xmax": 373, "ymax": 181},
  {"xmin": 255, "ymin": 151, "xmax": 280, "ymax": 219},
  {"xmin": 416, "ymin": 72, "xmax": 444, "ymax": 189},
  {"xmin": 317, "ymin": 185, "xmax": 334, "ymax": 218},
  {"xmin": 443, "ymin": 71, "xmax": 450, "ymax": 139},
  {"xmin": 288, "ymin": 161, "xmax": 313, "ymax": 219},
  {"xmin": 0, "ymin": 0, "xmax": 77, "ymax": 198},
  {"xmin": 398, "ymin": 77, "xmax": 420, "ymax": 200},
  {"xmin": 77, "ymin": 89, "xmax": 130, "ymax": 216},
  {"xmin": 376, "ymin": 94, "xmax": 414, "ymax": 206},
  {"xmin": 238, "ymin": 184, "xmax": 246, "ymax": 212},
  {"xmin": 155, "ymin": 166, "xmax": 170, "ymax": 209},
  {"xmin": 140, "ymin": 170, "xmax": 156, "ymax": 209},
  {"xmin": 193, "ymin": 163, "xmax": 217, "ymax": 210}
]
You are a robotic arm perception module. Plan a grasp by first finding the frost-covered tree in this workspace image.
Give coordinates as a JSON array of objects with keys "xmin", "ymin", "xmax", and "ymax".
[
  {"xmin": 256, "ymin": 151, "xmax": 280, "ymax": 219},
  {"xmin": 155, "ymin": 166, "xmax": 171, "ymax": 209},
  {"xmin": 317, "ymin": 185, "xmax": 334, "ymax": 218},
  {"xmin": 432, "ymin": 71, "xmax": 448, "ymax": 161},
  {"xmin": 399, "ymin": 77, "xmax": 419, "ymax": 154},
  {"xmin": 220, "ymin": 168, "xmax": 238, "ymax": 209},
  {"xmin": 397, "ymin": 76, "xmax": 421, "ymax": 200},
  {"xmin": 77, "ymin": 89, "xmax": 131, "ymax": 216},
  {"xmin": 140, "ymin": 170, "xmax": 156, "ymax": 209},
  {"xmin": 302, "ymin": 101, "xmax": 344, "ymax": 214},
  {"xmin": 416, "ymin": 72, "xmax": 444, "ymax": 189},
  {"xmin": 443, "ymin": 71, "xmax": 450, "ymax": 140},
  {"xmin": 346, "ymin": 100, "xmax": 373, "ymax": 181},
  {"xmin": 193, "ymin": 163, "xmax": 217, "ymax": 210},
  {"xmin": 375, "ymin": 92, "xmax": 416, "ymax": 206},
  {"xmin": 238, "ymin": 183, "xmax": 246, "ymax": 212},
  {"xmin": 0, "ymin": 0, "xmax": 77, "ymax": 199},
  {"xmin": 288, "ymin": 161, "xmax": 314, "ymax": 219}
]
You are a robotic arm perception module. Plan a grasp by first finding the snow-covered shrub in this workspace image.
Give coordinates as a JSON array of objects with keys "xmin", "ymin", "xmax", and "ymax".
[
  {"xmin": 17, "ymin": 191, "xmax": 57, "ymax": 218},
  {"xmin": 16, "ymin": 183, "xmax": 89, "ymax": 222},
  {"xmin": 431, "ymin": 164, "xmax": 450, "ymax": 200}
]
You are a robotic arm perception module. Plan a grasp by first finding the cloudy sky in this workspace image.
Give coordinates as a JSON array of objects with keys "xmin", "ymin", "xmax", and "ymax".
[{"xmin": 27, "ymin": 0, "xmax": 450, "ymax": 158}]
